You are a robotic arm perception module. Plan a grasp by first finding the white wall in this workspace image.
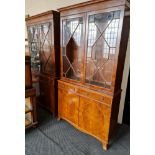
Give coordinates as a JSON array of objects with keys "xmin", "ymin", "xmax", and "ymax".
[
  {"xmin": 25, "ymin": 0, "xmax": 130, "ymax": 124},
  {"xmin": 25, "ymin": 0, "xmax": 88, "ymax": 39},
  {"xmin": 118, "ymin": 35, "xmax": 130, "ymax": 123},
  {"xmin": 25, "ymin": 0, "xmax": 88, "ymax": 16}
]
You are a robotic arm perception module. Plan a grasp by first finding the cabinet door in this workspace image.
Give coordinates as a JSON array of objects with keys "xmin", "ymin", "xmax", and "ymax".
[
  {"xmin": 39, "ymin": 77, "xmax": 54, "ymax": 112},
  {"xmin": 58, "ymin": 88, "xmax": 67, "ymax": 118},
  {"xmin": 85, "ymin": 10, "xmax": 122, "ymax": 89},
  {"xmin": 58, "ymin": 88, "xmax": 79, "ymax": 125},
  {"xmin": 27, "ymin": 25, "xmax": 40, "ymax": 75},
  {"xmin": 27, "ymin": 22, "xmax": 54, "ymax": 76},
  {"xmin": 38, "ymin": 22, "xmax": 54, "ymax": 75},
  {"xmin": 39, "ymin": 79, "xmax": 51, "ymax": 109},
  {"xmin": 79, "ymin": 97, "xmax": 111, "ymax": 141},
  {"xmin": 61, "ymin": 14, "xmax": 85, "ymax": 81}
]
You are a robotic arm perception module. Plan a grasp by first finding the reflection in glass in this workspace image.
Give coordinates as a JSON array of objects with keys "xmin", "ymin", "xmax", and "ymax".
[
  {"xmin": 62, "ymin": 17, "xmax": 83, "ymax": 81},
  {"xmin": 27, "ymin": 22, "xmax": 54, "ymax": 76},
  {"xmin": 28, "ymin": 25, "xmax": 40, "ymax": 74},
  {"xmin": 86, "ymin": 11, "xmax": 120, "ymax": 88}
]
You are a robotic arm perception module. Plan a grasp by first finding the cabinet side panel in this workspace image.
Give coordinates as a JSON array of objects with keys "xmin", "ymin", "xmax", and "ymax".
[
  {"xmin": 53, "ymin": 11, "xmax": 60, "ymax": 78},
  {"xmin": 109, "ymin": 92, "xmax": 121, "ymax": 138},
  {"xmin": 114, "ymin": 15, "xmax": 130, "ymax": 93}
]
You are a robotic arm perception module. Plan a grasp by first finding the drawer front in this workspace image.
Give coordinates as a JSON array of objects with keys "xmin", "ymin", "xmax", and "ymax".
[
  {"xmin": 58, "ymin": 82, "xmax": 65, "ymax": 89},
  {"xmin": 58, "ymin": 82, "xmax": 76, "ymax": 94},
  {"xmin": 77, "ymin": 89, "xmax": 112, "ymax": 105},
  {"xmin": 58, "ymin": 81, "xmax": 112, "ymax": 106}
]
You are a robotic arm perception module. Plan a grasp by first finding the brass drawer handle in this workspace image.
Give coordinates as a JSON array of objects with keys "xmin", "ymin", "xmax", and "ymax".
[{"xmin": 100, "ymin": 97, "xmax": 104, "ymax": 101}]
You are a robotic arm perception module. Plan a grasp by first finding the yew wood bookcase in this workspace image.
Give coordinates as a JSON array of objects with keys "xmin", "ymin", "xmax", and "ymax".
[
  {"xmin": 26, "ymin": 11, "xmax": 60, "ymax": 116},
  {"xmin": 58, "ymin": 0, "xmax": 130, "ymax": 150}
]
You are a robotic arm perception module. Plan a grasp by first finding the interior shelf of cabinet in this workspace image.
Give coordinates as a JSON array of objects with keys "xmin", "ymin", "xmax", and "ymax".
[
  {"xmin": 25, "ymin": 105, "xmax": 33, "ymax": 113},
  {"xmin": 25, "ymin": 117, "xmax": 32, "ymax": 127},
  {"xmin": 25, "ymin": 97, "xmax": 33, "ymax": 113},
  {"xmin": 25, "ymin": 112, "xmax": 33, "ymax": 127}
]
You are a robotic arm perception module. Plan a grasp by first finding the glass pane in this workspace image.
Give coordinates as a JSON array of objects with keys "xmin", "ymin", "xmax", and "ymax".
[
  {"xmin": 62, "ymin": 17, "xmax": 83, "ymax": 81},
  {"xmin": 27, "ymin": 25, "xmax": 40, "ymax": 75},
  {"xmin": 28, "ymin": 22, "xmax": 54, "ymax": 76},
  {"xmin": 86, "ymin": 10, "xmax": 121, "ymax": 88},
  {"xmin": 38, "ymin": 23, "xmax": 54, "ymax": 75}
]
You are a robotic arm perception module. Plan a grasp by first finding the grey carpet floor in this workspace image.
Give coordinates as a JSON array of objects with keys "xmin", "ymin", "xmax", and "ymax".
[{"xmin": 25, "ymin": 107, "xmax": 130, "ymax": 155}]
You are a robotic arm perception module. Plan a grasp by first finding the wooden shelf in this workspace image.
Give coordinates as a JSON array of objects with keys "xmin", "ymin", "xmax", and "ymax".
[
  {"xmin": 25, "ymin": 118, "xmax": 32, "ymax": 127},
  {"xmin": 25, "ymin": 97, "xmax": 33, "ymax": 113},
  {"xmin": 25, "ymin": 122, "xmax": 38, "ymax": 130},
  {"xmin": 25, "ymin": 106, "xmax": 33, "ymax": 114}
]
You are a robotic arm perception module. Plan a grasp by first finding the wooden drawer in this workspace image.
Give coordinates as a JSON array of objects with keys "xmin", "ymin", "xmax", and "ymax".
[
  {"xmin": 77, "ymin": 88, "xmax": 112, "ymax": 105},
  {"xmin": 58, "ymin": 82, "xmax": 75, "ymax": 92},
  {"xmin": 58, "ymin": 82, "xmax": 65, "ymax": 89},
  {"xmin": 58, "ymin": 81, "xmax": 112, "ymax": 106}
]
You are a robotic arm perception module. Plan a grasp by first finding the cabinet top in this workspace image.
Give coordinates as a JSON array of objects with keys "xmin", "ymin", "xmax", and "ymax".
[
  {"xmin": 58, "ymin": 0, "xmax": 129, "ymax": 14},
  {"xmin": 25, "ymin": 10, "xmax": 58, "ymax": 21}
]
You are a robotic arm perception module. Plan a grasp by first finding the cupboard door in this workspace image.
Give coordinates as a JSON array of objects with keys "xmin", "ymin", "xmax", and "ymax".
[
  {"xmin": 65, "ymin": 92, "xmax": 79, "ymax": 125},
  {"xmin": 39, "ymin": 80, "xmax": 51, "ymax": 109},
  {"xmin": 85, "ymin": 10, "xmax": 121, "ymax": 89},
  {"xmin": 61, "ymin": 15, "xmax": 85, "ymax": 81},
  {"xmin": 58, "ymin": 88, "xmax": 67, "ymax": 118},
  {"xmin": 58, "ymin": 87, "xmax": 79, "ymax": 125},
  {"xmin": 79, "ymin": 97, "xmax": 111, "ymax": 141},
  {"xmin": 39, "ymin": 77, "xmax": 54, "ymax": 112}
]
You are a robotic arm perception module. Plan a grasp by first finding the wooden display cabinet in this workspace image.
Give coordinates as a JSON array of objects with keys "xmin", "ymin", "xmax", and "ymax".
[
  {"xmin": 58, "ymin": 0, "xmax": 130, "ymax": 150},
  {"xmin": 26, "ymin": 11, "xmax": 60, "ymax": 116}
]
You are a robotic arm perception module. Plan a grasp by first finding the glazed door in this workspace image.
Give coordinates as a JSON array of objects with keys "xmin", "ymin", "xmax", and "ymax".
[
  {"xmin": 27, "ymin": 21, "xmax": 54, "ymax": 76},
  {"xmin": 38, "ymin": 22, "xmax": 54, "ymax": 75},
  {"xmin": 58, "ymin": 88, "xmax": 79, "ymax": 125},
  {"xmin": 79, "ymin": 97, "xmax": 111, "ymax": 141},
  {"xmin": 85, "ymin": 9, "xmax": 122, "ymax": 90},
  {"xmin": 61, "ymin": 14, "xmax": 85, "ymax": 82},
  {"xmin": 27, "ymin": 25, "xmax": 40, "ymax": 76}
]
